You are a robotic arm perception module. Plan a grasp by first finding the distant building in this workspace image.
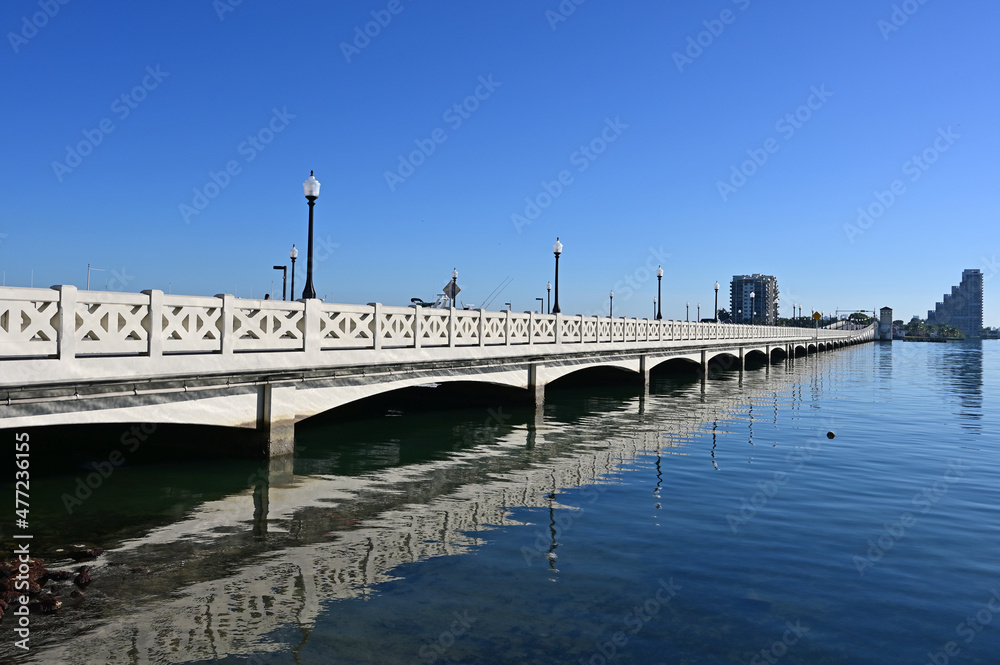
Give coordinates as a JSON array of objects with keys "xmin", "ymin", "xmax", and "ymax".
[
  {"xmin": 926, "ymin": 269, "xmax": 983, "ymax": 338},
  {"xmin": 730, "ymin": 274, "xmax": 779, "ymax": 324}
]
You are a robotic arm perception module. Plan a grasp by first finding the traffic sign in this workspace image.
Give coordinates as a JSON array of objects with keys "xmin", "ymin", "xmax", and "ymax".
[
  {"xmin": 812, "ymin": 311, "xmax": 821, "ymax": 321},
  {"xmin": 444, "ymin": 281, "xmax": 461, "ymax": 300}
]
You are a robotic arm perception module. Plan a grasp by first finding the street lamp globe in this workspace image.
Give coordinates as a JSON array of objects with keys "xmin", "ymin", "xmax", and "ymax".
[{"xmin": 303, "ymin": 172, "xmax": 320, "ymax": 199}]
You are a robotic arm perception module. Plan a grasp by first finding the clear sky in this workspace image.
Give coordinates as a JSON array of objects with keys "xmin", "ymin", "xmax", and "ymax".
[{"xmin": 2, "ymin": 0, "xmax": 998, "ymax": 325}]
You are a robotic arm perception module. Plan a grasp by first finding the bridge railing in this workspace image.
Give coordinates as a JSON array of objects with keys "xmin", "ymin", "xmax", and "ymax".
[{"xmin": 0, "ymin": 285, "xmax": 866, "ymax": 361}]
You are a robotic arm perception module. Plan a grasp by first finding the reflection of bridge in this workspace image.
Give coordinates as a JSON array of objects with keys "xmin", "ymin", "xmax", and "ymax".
[
  {"xmin": 0, "ymin": 286, "xmax": 874, "ymax": 454},
  {"xmin": 23, "ymin": 357, "xmax": 839, "ymax": 665}
]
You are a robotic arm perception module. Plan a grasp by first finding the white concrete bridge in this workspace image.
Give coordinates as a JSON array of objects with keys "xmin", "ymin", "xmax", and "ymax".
[{"xmin": 0, "ymin": 285, "xmax": 874, "ymax": 455}]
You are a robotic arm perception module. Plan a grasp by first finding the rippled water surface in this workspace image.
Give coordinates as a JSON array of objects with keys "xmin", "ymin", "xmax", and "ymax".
[{"xmin": 4, "ymin": 340, "xmax": 999, "ymax": 664}]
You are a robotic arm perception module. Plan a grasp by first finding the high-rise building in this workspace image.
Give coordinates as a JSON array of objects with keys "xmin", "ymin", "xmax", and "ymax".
[
  {"xmin": 730, "ymin": 274, "xmax": 779, "ymax": 324},
  {"xmin": 926, "ymin": 269, "xmax": 983, "ymax": 337}
]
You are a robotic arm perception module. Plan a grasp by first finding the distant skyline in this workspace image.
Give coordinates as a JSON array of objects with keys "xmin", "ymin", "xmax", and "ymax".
[{"xmin": 1, "ymin": 1, "xmax": 998, "ymax": 326}]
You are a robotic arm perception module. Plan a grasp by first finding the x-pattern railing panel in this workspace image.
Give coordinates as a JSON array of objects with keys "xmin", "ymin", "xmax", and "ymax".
[
  {"xmin": 76, "ymin": 301, "xmax": 148, "ymax": 353},
  {"xmin": 321, "ymin": 310, "xmax": 376, "ymax": 349},
  {"xmin": 162, "ymin": 304, "xmax": 222, "ymax": 353},
  {"xmin": 379, "ymin": 311, "xmax": 415, "ymax": 347},
  {"xmin": 420, "ymin": 310, "xmax": 450, "ymax": 347}
]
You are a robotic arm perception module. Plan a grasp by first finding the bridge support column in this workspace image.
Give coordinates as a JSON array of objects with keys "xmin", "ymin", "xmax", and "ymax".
[
  {"xmin": 765, "ymin": 345, "xmax": 770, "ymax": 373},
  {"xmin": 257, "ymin": 383, "xmax": 297, "ymax": 457},
  {"xmin": 639, "ymin": 355, "xmax": 651, "ymax": 394},
  {"xmin": 528, "ymin": 364, "xmax": 545, "ymax": 407}
]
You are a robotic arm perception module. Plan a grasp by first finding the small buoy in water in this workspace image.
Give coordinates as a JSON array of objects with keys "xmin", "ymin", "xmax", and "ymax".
[{"xmin": 827, "ymin": 431, "xmax": 835, "ymax": 439}]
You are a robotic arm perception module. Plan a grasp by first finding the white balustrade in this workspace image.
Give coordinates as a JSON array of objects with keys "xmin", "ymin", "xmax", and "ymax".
[{"xmin": 0, "ymin": 286, "xmax": 874, "ymax": 366}]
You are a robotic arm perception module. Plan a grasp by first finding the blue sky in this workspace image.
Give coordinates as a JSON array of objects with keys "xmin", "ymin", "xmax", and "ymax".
[{"xmin": 2, "ymin": 0, "xmax": 998, "ymax": 325}]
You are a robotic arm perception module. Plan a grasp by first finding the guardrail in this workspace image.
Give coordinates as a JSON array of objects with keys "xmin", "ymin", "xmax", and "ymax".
[{"xmin": 0, "ymin": 286, "xmax": 870, "ymax": 362}]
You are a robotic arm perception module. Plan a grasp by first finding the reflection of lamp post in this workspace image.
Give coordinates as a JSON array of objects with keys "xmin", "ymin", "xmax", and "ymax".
[
  {"xmin": 686, "ymin": 301, "xmax": 689, "ymax": 322},
  {"xmin": 546, "ymin": 281, "xmax": 552, "ymax": 314},
  {"xmin": 609, "ymin": 290, "xmax": 614, "ymax": 318},
  {"xmin": 301, "ymin": 171, "xmax": 320, "ymax": 300},
  {"xmin": 272, "ymin": 265, "xmax": 287, "ymax": 300},
  {"xmin": 551, "ymin": 238, "xmax": 563, "ymax": 314},
  {"xmin": 289, "ymin": 245, "xmax": 298, "ymax": 299},
  {"xmin": 714, "ymin": 281, "xmax": 720, "ymax": 323},
  {"xmin": 655, "ymin": 265, "xmax": 663, "ymax": 320}
]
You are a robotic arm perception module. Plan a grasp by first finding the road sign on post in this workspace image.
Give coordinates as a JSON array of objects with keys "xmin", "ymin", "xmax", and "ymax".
[
  {"xmin": 812, "ymin": 311, "xmax": 821, "ymax": 321},
  {"xmin": 444, "ymin": 281, "xmax": 460, "ymax": 305}
]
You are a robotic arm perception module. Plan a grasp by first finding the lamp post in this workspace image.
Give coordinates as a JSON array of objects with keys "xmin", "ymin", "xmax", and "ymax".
[
  {"xmin": 272, "ymin": 265, "xmax": 287, "ymax": 300},
  {"xmin": 653, "ymin": 298, "xmax": 657, "ymax": 319},
  {"xmin": 686, "ymin": 301, "xmax": 689, "ymax": 322},
  {"xmin": 536, "ymin": 297, "xmax": 544, "ymax": 313},
  {"xmin": 609, "ymin": 290, "xmax": 614, "ymax": 319},
  {"xmin": 750, "ymin": 291, "xmax": 755, "ymax": 325},
  {"xmin": 551, "ymin": 238, "xmax": 562, "ymax": 314},
  {"xmin": 289, "ymin": 245, "xmax": 298, "ymax": 299},
  {"xmin": 301, "ymin": 171, "xmax": 320, "ymax": 300},
  {"xmin": 504, "ymin": 302, "xmax": 511, "ymax": 311},
  {"xmin": 546, "ymin": 281, "xmax": 552, "ymax": 314},
  {"xmin": 655, "ymin": 265, "xmax": 663, "ymax": 320},
  {"xmin": 738, "ymin": 309, "xmax": 742, "ymax": 324},
  {"xmin": 86, "ymin": 263, "xmax": 105, "ymax": 291},
  {"xmin": 450, "ymin": 267, "xmax": 459, "ymax": 308},
  {"xmin": 714, "ymin": 281, "xmax": 720, "ymax": 323},
  {"xmin": 697, "ymin": 303, "xmax": 701, "ymax": 321}
]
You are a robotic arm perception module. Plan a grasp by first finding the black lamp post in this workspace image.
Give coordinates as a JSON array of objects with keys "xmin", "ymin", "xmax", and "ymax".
[
  {"xmin": 750, "ymin": 291, "xmax": 755, "ymax": 325},
  {"xmin": 551, "ymin": 237, "xmax": 562, "ymax": 314},
  {"xmin": 272, "ymin": 265, "xmax": 287, "ymax": 301},
  {"xmin": 653, "ymin": 298, "xmax": 656, "ymax": 319},
  {"xmin": 686, "ymin": 301, "xmax": 689, "ymax": 322},
  {"xmin": 609, "ymin": 290, "xmax": 614, "ymax": 319},
  {"xmin": 546, "ymin": 281, "xmax": 551, "ymax": 314},
  {"xmin": 536, "ymin": 297, "xmax": 544, "ymax": 313},
  {"xmin": 656, "ymin": 265, "xmax": 663, "ymax": 320},
  {"xmin": 301, "ymin": 171, "xmax": 320, "ymax": 300},
  {"xmin": 450, "ymin": 268, "xmax": 458, "ymax": 308},
  {"xmin": 289, "ymin": 244, "xmax": 298, "ymax": 299},
  {"xmin": 697, "ymin": 303, "xmax": 701, "ymax": 321},
  {"xmin": 714, "ymin": 281, "xmax": 720, "ymax": 322}
]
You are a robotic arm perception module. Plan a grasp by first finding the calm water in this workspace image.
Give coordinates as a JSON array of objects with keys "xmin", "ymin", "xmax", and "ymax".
[{"xmin": 4, "ymin": 340, "xmax": 999, "ymax": 664}]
